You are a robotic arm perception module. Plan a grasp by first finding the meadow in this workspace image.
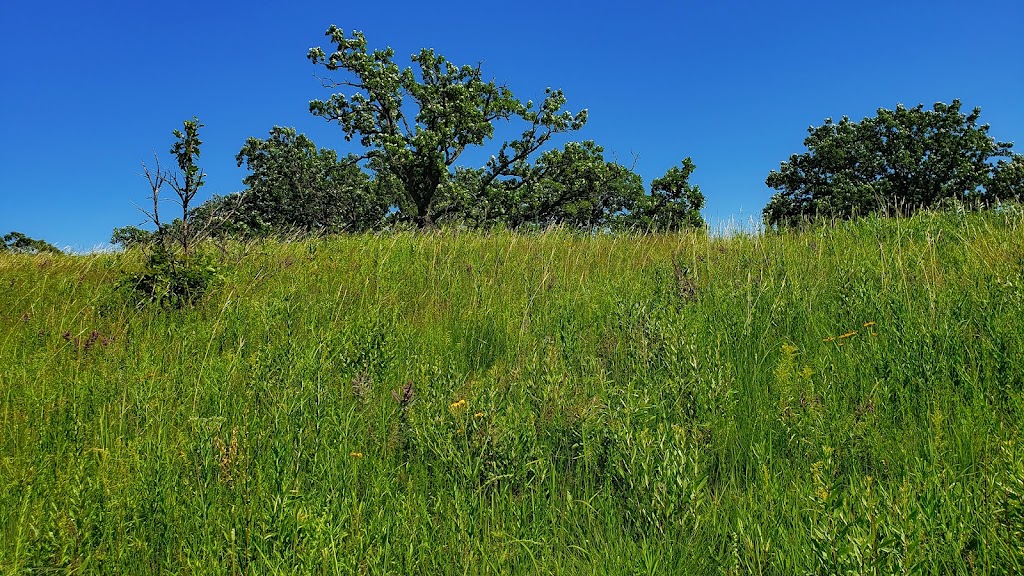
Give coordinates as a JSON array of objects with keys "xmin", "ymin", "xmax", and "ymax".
[{"xmin": 2, "ymin": 209, "xmax": 1023, "ymax": 574}]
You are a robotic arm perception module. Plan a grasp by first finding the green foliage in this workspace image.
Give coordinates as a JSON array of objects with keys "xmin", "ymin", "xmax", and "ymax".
[
  {"xmin": 464, "ymin": 150, "xmax": 706, "ymax": 232},
  {"xmin": 118, "ymin": 245, "xmax": 220, "ymax": 308},
  {"xmin": 629, "ymin": 158, "xmax": 706, "ymax": 231},
  {"xmin": 166, "ymin": 117, "xmax": 206, "ymax": 256},
  {"xmin": 1, "ymin": 231, "xmax": 61, "ymax": 254},
  {"xmin": 765, "ymin": 100, "xmax": 1019, "ymax": 227},
  {"xmin": 225, "ymin": 126, "xmax": 386, "ymax": 235},
  {"xmin": 109, "ymin": 225, "xmax": 154, "ymax": 249},
  {"xmin": 307, "ymin": 26, "xmax": 587, "ymax": 227},
  {"xmin": 481, "ymin": 140, "xmax": 646, "ymax": 229},
  {"xmin": 990, "ymin": 154, "xmax": 1024, "ymax": 201}
]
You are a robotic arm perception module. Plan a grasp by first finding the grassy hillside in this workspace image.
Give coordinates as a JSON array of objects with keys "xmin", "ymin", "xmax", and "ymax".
[{"xmin": 2, "ymin": 210, "xmax": 1024, "ymax": 574}]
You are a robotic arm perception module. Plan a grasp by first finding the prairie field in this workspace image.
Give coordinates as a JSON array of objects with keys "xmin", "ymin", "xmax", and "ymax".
[{"xmin": 2, "ymin": 209, "xmax": 1024, "ymax": 574}]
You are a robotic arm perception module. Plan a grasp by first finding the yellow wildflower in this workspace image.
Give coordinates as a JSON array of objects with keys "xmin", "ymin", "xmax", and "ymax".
[
  {"xmin": 474, "ymin": 412, "xmax": 484, "ymax": 418},
  {"xmin": 838, "ymin": 330, "xmax": 857, "ymax": 340},
  {"xmin": 862, "ymin": 321, "xmax": 876, "ymax": 328},
  {"xmin": 450, "ymin": 399, "xmax": 468, "ymax": 410},
  {"xmin": 349, "ymin": 452, "xmax": 363, "ymax": 459}
]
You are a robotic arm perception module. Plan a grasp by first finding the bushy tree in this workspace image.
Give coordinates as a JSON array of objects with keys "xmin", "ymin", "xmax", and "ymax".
[
  {"xmin": 478, "ymin": 141, "xmax": 644, "ymax": 229},
  {"xmin": 110, "ymin": 225, "xmax": 154, "ymax": 249},
  {"xmin": 989, "ymin": 154, "xmax": 1024, "ymax": 201},
  {"xmin": 1, "ymin": 231, "xmax": 61, "ymax": 254},
  {"xmin": 307, "ymin": 26, "xmax": 587, "ymax": 228},
  {"xmin": 628, "ymin": 158, "xmax": 706, "ymax": 231},
  {"xmin": 230, "ymin": 126, "xmax": 386, "ymax": 234},
  {"xmin": 764, "ymin": 100, "xmax": 1018, "ymax": 227}
]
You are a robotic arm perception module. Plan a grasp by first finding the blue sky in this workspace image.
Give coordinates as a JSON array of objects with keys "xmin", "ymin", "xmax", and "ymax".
[{"xmin": 1, "ymin": 0, "xmax": 1021, "ymax": 250}]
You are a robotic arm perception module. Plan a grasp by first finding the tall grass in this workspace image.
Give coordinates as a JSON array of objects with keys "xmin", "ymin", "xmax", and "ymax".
[{"xmin": 2, "ymin": 209, "xmax": 1023, "ymax": 573}]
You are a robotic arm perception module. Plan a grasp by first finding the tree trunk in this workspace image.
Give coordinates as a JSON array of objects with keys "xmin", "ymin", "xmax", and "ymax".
[
  {"xmin": 412, "ymin": 169, "xmax": 442, "ymax": 229},
  {"xmin": 416, "ymin": 211, "xmax": 435, "ymax": 229}
]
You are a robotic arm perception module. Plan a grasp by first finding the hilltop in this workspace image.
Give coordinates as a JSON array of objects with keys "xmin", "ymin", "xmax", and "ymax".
[{"xmin": 2, "ymin": 209, "xmax": 1023, "ymax": 573}]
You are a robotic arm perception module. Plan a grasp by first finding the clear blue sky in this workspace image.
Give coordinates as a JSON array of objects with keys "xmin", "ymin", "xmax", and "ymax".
[{"xmin": 2, "ymin": 0, "xmax": 1021, "ymax": 250}]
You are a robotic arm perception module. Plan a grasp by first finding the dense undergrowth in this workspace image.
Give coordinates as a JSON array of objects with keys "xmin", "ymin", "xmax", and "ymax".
[{"xmin": 2, "ymin": 209, "xmax": 1023, "ymax": 574}]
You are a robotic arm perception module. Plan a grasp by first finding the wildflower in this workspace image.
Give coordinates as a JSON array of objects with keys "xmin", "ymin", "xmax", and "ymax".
[
  {"xmin": 862, "ymin": 321, "xmax": 876, "ymax": 328},
  {"xmin": 349, "ymin": 451, "xmax": 363, "ymax": 458},
  {"xmin": 825, "ymin": 330, "xmax": 859, "ymax": 343},
  {"xmin": 473, "ymin": 411, "xmax": 484, "ymax": 418},
  {"xmin": 450, "ymin": 399, "xmax": 468, "ymax": 410},
  {"xmin": 351, "ymin": 371, "xmax": 372, "ymax": 400}
]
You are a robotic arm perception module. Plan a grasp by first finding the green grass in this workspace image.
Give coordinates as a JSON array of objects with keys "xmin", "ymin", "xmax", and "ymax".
[{"xmin": 2, "ymin": 209, "xmax": 1024, "ymax": 574}]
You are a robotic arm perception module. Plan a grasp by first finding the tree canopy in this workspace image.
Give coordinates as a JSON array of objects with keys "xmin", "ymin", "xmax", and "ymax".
[
  {"xmin": 307, "ymin": 26, "xmax": 587, "ymax": 228},
  {"xmin": 463, "ymin": 140, "xmax": 642, "ymax": 230},
  {"xmin": 1, "ymin": 232, "xmax": 61, "ymax": 254},
  {"xmin": 988, "ymin": 154, "xmax": 1024, "ymax": 201},
  {"xmin": 114, "ymin": 27, "xmax": 719, "ymax": 240},
  {"xmin": 231, "ymin": 126, "xmax": 387, "ymax": 234},
  {"xmin": 764, "ymin": 100, "xmax": 1021, "ymax": 227},
  {"xmin": 630, "ymin": 158, "xmax": 706, "ymax": 231}
]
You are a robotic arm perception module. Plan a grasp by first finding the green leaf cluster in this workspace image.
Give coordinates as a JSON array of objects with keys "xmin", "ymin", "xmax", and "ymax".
[
  {"xmin": 118, "ymin": 244, "xmax": 220, "ymax": 308},
  {"xmin": 632, "ymin": 158, "xmax": 706, "ymax": 231},
  {"xmin": 110, "ymin": 225, "xmax": 154, "ymax": 249}
]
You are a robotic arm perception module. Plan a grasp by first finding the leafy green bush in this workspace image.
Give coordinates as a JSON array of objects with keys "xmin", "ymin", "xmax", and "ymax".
[{"xmin": 119, "ymin": 246, "xmax": 220, "ymax": 308}]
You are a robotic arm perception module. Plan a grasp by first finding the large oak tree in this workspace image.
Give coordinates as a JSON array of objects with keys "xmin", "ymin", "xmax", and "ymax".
[{"xmin": 307, "ymin": 26, "xmax": 587, "ymax": 228}]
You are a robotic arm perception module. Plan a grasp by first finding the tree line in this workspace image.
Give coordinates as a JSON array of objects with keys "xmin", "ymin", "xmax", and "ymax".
[
  {"xmin": 100, "ymin": 26, "xmax": 1024, "ymax": 245},
  {"xmin": 0, "ymin": 232, "xmax": 61, "ymax": 254}
]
